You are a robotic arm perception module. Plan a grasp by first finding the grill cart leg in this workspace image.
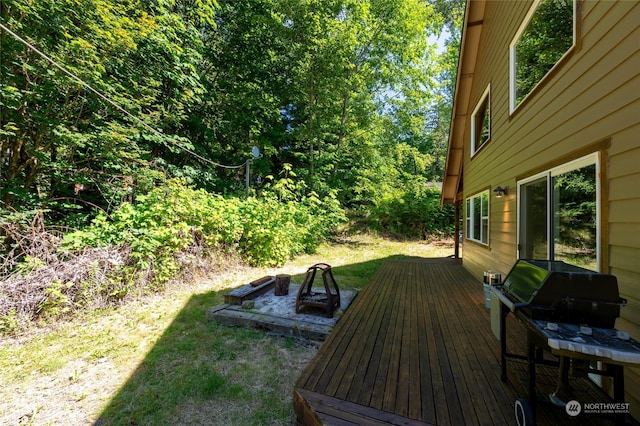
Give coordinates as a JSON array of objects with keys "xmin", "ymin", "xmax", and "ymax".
[
  {"xmin": 612, "ymin": 364, "xmax": 626, "ymax": 426},
  {"xmin": 613, "ymin": 364, "xmax": 625, "ymax": 402},
  {"xmin": 548, "ymin": 356, "xmax": 570, "ymax": 407},
  {"xmin": 527, "ymin": 338, "xmax": 537, "ymax": 424},
  {"xmin": 500, "ymin": 301, "xmax": 508, "ymax": 382}
]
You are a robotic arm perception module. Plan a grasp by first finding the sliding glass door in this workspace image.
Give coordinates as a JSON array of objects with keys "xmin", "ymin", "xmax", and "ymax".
[
  {"xmin": 518, "ymin": 154, "xmax": 599, "ymax": 271},
  {"xmin": 519, "ymin": 177, "xmax": 548, "ymax": 259}
]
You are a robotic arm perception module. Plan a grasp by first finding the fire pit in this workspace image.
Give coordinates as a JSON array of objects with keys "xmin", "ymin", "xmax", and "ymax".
[
  {"xmin": 208, "ymin": 272, "xmax": 355, "ymax": 340},
  {"xmin": 295, "ymin": 263, "xmax": 340, "ymax": 318}
]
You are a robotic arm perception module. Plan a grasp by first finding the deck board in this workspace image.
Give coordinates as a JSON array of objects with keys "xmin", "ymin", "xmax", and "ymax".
[
  {"xmin": 337, "ymin": 266, "xmax": 392, "ymax": 401},
  {"xmin": 294, "ymin": 257, "xmax": 636, "ymax": 425},
  {"xmin": 352, "ymin": 265, "xmax": 396, "ymax": 406}
]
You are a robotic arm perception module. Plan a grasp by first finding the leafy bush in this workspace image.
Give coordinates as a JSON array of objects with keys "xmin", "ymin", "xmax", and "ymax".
[
  {"xmin": 240, "ymin": 165, "xmax": 348, "ymax": 265},
  {"xmin": 238, "ymin": 190, "xmax": 346, "ymax": 266},
  {"xmin": 367, "ymin": 181, "xmax": 454, "ymax": 239},
  {"xmin": 63, "ymin": 178, "xmax": 346, "ymax": 274},
  {"xmin": 0, "ymin": 179, "xmax": 346, "ymax": 333}
]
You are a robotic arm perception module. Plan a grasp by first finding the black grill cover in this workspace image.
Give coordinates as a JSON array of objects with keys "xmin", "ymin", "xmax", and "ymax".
[{"xmin": 502, "ymin": 260, "xmax": 624, "ymax": 328}]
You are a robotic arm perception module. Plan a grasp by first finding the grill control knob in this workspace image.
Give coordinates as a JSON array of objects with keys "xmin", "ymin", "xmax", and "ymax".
[
  {"xmin": 617, "ymin": 330, "xmax": 630, "ymax": 341},
  {"xmin": 580, "ymin": 326, "xmax": 592, "ymax": 336},
  {"xmin": 546, "ymin": 322, "xmax": 558, "ymax": 331}
]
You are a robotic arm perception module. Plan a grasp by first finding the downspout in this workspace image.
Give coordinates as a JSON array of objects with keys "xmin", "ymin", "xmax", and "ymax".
[{"xmin": 454, "ymin": 200, "xmax": 461, "ymax": 259}]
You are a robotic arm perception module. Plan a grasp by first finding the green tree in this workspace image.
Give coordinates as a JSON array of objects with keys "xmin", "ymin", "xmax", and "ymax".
[
  {"xmin": 0, "ymin": 0, "xmax": 219, "ymax": 224},
  {"xmin": 1, "ymin": 0, "xmax": 464, "ymax": 239},
  {"xmin": 276, "ymin": 0, "xmax": 443, "ymax": 200},
  {"xmin": 515, "ymin": 0, "xmax": 573, "ymax": 105},
  {"xmin": 185, "ymin": 0, "xmax": 290, "ymax": 193}
]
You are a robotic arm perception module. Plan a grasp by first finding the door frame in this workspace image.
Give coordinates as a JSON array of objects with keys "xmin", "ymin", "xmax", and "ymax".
[{"xmin": 516, "ymin": 152, "xmax": 601, "ymax": 271}]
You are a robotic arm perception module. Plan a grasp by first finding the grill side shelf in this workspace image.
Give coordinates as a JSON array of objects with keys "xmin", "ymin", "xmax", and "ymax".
[{"xmin": 531, "ymin": 320, "xmax": 640, "ymax": 365}]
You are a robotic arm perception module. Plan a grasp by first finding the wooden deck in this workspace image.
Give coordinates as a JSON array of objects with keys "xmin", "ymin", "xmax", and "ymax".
[{"xmin": 294, "ymin": 257, "xmax": 635, "ymax": 425}]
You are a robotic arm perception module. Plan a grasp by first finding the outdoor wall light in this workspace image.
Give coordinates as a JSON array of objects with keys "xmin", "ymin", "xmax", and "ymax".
[{"xmin": 494, "ymin": 186, "xmax": 508, "ymax": 198}]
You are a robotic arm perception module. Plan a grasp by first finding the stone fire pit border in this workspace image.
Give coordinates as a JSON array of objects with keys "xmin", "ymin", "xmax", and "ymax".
[{"xmin": 206, "ymin": 284, "xmax": 357, "ymax": 341}]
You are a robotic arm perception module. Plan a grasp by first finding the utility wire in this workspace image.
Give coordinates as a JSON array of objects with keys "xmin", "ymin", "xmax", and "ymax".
[{"xmin": 0, "ymin": 22, "xmax": 248, "ymax": 170}]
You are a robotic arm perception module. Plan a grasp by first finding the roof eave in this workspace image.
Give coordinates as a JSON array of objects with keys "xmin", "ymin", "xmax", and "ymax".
[{"xmin": 441, "ymin": 0, "xmax": 486, "ymax": 206}]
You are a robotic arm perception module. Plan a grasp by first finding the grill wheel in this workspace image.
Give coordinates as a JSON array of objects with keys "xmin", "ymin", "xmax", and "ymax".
[{"xmin": 515, "ymin": 398, "xmax": 535, "ymax": 426}]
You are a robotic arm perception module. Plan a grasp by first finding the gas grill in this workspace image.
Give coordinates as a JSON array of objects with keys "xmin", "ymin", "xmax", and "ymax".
[{"xmin": 491, "ymin": 260, "xmax": 640, "ymax": 426}]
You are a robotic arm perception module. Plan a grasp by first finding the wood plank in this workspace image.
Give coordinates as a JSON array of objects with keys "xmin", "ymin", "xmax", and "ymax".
[
  {"xmin": 325, "ymin": 264, "xmax": 396, "ymax": 398},
  {"xmin": 414, "ymin": 264, "xmax": 437, "ymax": 424},
  {"xmin": 296, "ymin": 273, "xmax": 373, "ymax": 390},
  {"xmin": 293, "ymin": 387, "xmax": 323, "ymax": 426},
  {"xmin": 370, "ymin": 266, "xmax": 405, "ymax": 411},
  {"xmin": 314, "ymin": 265, "xmax": 394, "ymax": 396},
  {"xmin": 295, "ymin": 388, "xmax": 433, "ymax": 426},
  {"xmin": 294, "ymin": 258, "xmax": 637, "ymax": 425},
  {"xmin": 223, "ymin": 277, "xmax": 275, "ymax": 304},
  {"xmin": 424, "ymin": 264, "xmax": 475, "ymax": 424},
  {"xmin": 206, "ymin": 305, "xmax": 333, "ymax": 340},
  {"xmin": 383, "ymin": 264, "xmax": 409, "ymax": 415},
  {"xmin": 436, "ymin": 267, "xmax": 511, "ymax": 425},
  {"xmin": 334, "ymin": 264, "xmax": 396, "ymax": 401},
  {"xmin": 406, "ymin": 263, "xmax": 422, "ymax": 420},
  {"xmin": 420, "ymin": 266, "xmax": 451, "ymax": 424},
  {"xmin": 428, "ymin": 274, "xmax": 466, "ymax": 426},
  {"xmin": 353, "ymin": 264, "xmax": 399, "ymax": 406}
]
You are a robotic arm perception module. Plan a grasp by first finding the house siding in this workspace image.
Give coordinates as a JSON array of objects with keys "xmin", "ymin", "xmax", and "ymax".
[{"xmin": 457, "ymin": 0, "xmax": 640, "ymax": 416}]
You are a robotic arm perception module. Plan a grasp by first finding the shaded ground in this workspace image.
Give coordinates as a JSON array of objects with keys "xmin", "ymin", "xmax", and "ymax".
[{"xmin": 0, "ymin": 235, "xmax": 454, "ymax": 425}]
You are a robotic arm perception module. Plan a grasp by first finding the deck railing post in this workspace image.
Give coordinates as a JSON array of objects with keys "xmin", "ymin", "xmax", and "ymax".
[{"xmin": 454, "ymin": 200, "xmax": 461, "ymax": 258}]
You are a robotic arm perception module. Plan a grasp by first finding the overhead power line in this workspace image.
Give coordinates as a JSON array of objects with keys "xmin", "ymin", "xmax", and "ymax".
[{"xmin": 0, "ymin": 22, "xmax": 248, "ymax": 170}]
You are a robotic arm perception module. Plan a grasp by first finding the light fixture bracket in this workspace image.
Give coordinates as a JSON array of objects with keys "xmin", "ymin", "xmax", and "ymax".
[{"xmin": 494, "ymin": 186, "xmax": 507, "ymax": 198}]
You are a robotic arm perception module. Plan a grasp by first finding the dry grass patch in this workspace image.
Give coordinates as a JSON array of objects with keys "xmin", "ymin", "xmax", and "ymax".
[{"xmin": 0, "ymin": 233, "xmax": 455, "ymax": 425}]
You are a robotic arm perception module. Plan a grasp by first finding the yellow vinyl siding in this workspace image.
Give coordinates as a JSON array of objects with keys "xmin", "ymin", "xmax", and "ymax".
[
  {"xmin": 457, "ymin": 1, "xmax": 640, "ymax": 418},
  {"xmin": 462, "ymin": 0, "xmax": 528, "ymax": 275},
  {"xmin": 463, "ymin": 2, "xmax": 638, "ymax": 196},
  {"xmin": 610, "ymin": 223, "xmax": 640, "ymax": 249},
  {"xmin": 609, "ymin": 134, "xmax": 640, "ymax": 171},
  {"xmin": 609, "ymin": 199, "xmax": 640, "ymax": 224},
  {"xmin": 616, "ymin": 293, "xmax": 640, "ymax": 330},
  {"xmin": 625, "ymin": 372, "xmax": 640, "ymax": 420},
  {"xmin": 463, "ymin": 0, "xmax": 639, "ymax": 283}
]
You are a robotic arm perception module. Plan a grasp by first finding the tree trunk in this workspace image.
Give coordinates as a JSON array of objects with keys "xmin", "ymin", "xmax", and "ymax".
[{"xmin": 332, "ymin": 89, "xmax": 350, "ymax": 175}]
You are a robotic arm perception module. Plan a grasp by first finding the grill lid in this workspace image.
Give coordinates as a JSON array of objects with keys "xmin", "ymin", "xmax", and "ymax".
[
  {"xmin": 502, "ymin": 260, "xmax": 621, "ymax": 305},
  {"xmin": 500, "ymin": 260, "xmax": 625, "ymax": 328},
  {"xmin": 502, "ymin": 260, "xmax": 551, "ymax": 304}
]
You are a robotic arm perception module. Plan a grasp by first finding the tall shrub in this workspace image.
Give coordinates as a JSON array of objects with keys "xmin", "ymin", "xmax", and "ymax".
[
  {"xmin": 63, "ymin": 179, "xmax": 346, "ymax": 273},
  {"xmin": 369, "ymin": 182, "xmax": 454, "ymax": 239}
]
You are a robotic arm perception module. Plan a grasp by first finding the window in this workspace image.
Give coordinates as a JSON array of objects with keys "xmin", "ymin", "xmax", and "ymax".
[
  {"xmin": 518, "ymin": 154, "xmax": 599, "ymax": 271},
  {"xmin": 466, "ymin": 190, "xmax": 489, "ymax": 245},
  {"xmin": 471, "ymin": 84, "xmax": 491, "ymax": 155},
  {"xmin": 509, "ymin": 0, "xmax": 575, "ymax": 112}
]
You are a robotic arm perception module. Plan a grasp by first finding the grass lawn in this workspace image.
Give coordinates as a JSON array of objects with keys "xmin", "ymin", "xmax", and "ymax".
[{"xmin": 0, "ymin": 233, "xmax": 455, "ymax": 425}]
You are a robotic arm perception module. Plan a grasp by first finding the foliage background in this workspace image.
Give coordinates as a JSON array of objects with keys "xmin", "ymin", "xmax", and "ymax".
[
  {"xmin": 0, "ymin": 0, "xmax": 464, "ymax": 331},
  {"xmin": 1, "ymin": 0, "xmax": 463, "ymax": 223}
]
